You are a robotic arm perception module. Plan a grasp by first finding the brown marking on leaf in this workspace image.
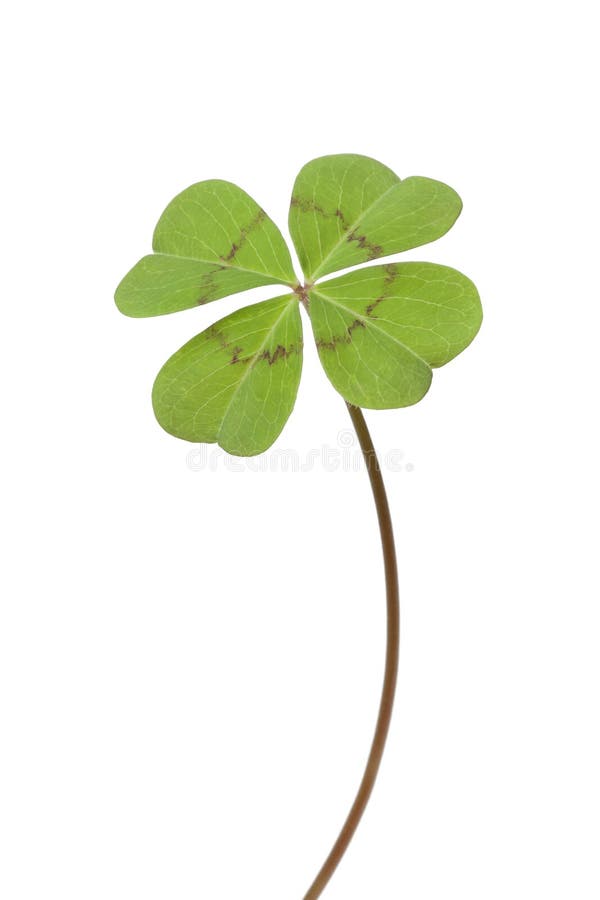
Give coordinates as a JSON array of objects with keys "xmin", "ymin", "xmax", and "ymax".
[
  {"xmin": 229, "ymin": 346, "xmax": 245, "ymax": 365},
  {"xmin": 209, "ymin": 323, "xmax": 301, "ymax": 369},
  {"xmin": 365, "ymin": 263, "xmax": 399, "ymax": 317},
  {"xmin": 291, "ymin": 198, "xmax": 350, "ymax": 233},
  {"xmin": 207, "ymin": 323, "xmax": 230, "ymax": 349},
  {"xmin": 346, "ymin": 229, "xmax": 382, "ymax": 261},
  {"xmin": 222, "ymin": 242, "xmax": 240, "ymax": 262},
  {"xmin": 334, "ymin": 208, "xmax": 349, "ymax": 230},
  {"xmin": 220, "ymin": 209, "xmax": 266, "ymax": 263},
  {"xmin": 257, "ymin": 342, "xmax": 302, "ymax": 366},
  {"xmin": 207, "ymin": 324, "xmax": 248, "ymax": 365},
  {"xmin": 316, "ymin": 318, "xmax": 365, "ymax": 351},
  {"xmin": 291, "ymin": 196, "xmax": 328, "ymax": 215},
  {"xmin": 197, "ymin": 265, "xmax": 227, "ymax": 304},
  {"xmin": 348, "ymin": 318, "xmax": 366, "ymax": 335},
  {"xmin": 365, "ymin": 297, "xmax": 383, "ymax": 316},
  {"xmin": 383, "ymin": 263, "xmax": 399, "ymax": 282}
]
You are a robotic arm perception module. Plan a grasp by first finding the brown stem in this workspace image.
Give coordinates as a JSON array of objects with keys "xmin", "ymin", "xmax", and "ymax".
[{"xmin": 303, "ymin": 403, "xmax": 400, "ymax": 899}]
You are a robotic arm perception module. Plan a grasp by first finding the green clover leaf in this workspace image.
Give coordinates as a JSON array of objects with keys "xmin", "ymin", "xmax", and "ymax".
[
  {"xmin": 307, "ymin": 262, "xmax": 481, "ymax": 408},
  {"xmin": 289, "ymin": 154, "xmax": 462, "ymax": 280},
  {"xmin": 115, "ymin": 155, "xmax": 482, "ymax": 455},
  {"xmin": 152, "ymin": 295, "xmax": 302, "ymax": 456},
  {"xmin": 115, "ymin": 180, "xmax": 296, "ymax": 316}
]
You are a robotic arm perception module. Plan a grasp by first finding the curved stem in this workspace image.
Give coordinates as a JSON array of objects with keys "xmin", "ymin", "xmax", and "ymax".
[{"xmin": 303, "ymin": 403, "xmax": 400, "ymax": 899}]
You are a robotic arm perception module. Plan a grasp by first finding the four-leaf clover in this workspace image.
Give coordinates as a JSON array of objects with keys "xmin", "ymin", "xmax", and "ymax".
[{"xmin": 115, "ymin": 154, "xmax": 482, "ymax": 455}]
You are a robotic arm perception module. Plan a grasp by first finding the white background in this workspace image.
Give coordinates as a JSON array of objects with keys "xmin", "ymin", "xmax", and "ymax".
[{"xmin": 1, "ymin": 1, "xmax": 599, "ymax": 898}]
